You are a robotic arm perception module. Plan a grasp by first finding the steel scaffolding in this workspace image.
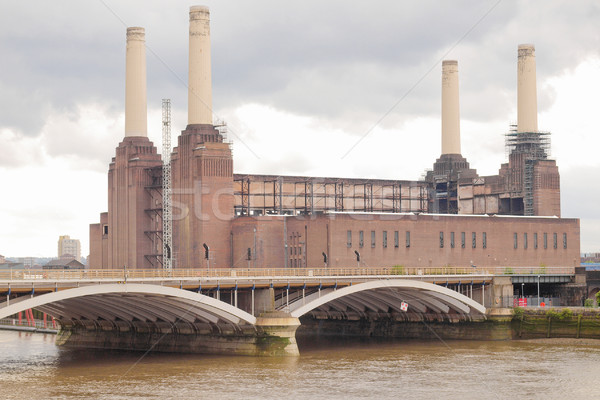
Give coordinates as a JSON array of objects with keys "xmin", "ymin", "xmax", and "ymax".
[
  {"xmin": 505, "ymin": 126, "xmax": 551, "ymax": 216},
  {"xmin": 162, "ymin": 99, "xmax": 173, "ymax": 270}
]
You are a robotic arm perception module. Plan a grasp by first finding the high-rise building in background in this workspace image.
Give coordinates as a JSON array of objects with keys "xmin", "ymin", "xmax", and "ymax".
[{"xmin": 58, "ymin": 235, "xmax": 81, "ymax": 260}]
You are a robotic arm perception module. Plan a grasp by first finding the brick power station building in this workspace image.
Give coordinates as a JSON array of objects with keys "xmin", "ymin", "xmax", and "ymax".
[{"xmin": 89, "ymin": 6, "xmax": 579, "ymax": 271}]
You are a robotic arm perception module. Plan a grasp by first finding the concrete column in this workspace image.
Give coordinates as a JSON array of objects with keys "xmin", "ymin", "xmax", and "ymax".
[
  {"xmin": 125, "ymin": 27, "xmax": 147, "ymax": 137},
  {"xmin": 491, "ymin": 276, "xmax": 514, "ymax": 308},
  {"xmin": 255, "ymin": 311, "xmax": 301, "ymax": 356},
  {"xmin": 517, "ymin": 44, "xmax": 538, "ymax": 133},
  {"xmin": 441, "ymin": 60, "xmax": 461, "ymax": 155},
  {"xmin": 254, "ymin": 288, "xmax": 275, "ymax": 314},
  {"xmin": 188, "ymin": 5, "xmax": 213, "ymax": 125}
]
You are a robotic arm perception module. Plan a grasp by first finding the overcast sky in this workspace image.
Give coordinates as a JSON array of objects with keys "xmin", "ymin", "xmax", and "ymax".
[{"xmin": 1, "ymin": 0, "xmax": 600, "ymax": 258}]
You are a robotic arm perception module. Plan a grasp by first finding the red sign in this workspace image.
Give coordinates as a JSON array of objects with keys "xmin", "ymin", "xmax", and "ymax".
[{"xmin": 518, "ymin": 298, "xmax": 527, "ymax": 307}]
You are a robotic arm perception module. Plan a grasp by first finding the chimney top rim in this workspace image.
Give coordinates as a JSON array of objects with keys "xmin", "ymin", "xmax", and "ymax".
[
  {"xmin": 190, "ymin": 5, "xmax": 210, "ymax": 13},
  {"xmin": 518, "ymin": 43, "xmax": 535, "ymax": 50}
]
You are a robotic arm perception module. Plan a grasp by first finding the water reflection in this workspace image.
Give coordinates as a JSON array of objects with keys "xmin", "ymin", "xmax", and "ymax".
[{"xmin": 0, "ymin": 330, "xmax": 598, "ymax": 400}]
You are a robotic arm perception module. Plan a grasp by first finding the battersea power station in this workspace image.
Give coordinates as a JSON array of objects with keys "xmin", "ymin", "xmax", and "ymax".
[{"xmin": 89, "ymin": 6, "xmax": 579, "ymax": 271}]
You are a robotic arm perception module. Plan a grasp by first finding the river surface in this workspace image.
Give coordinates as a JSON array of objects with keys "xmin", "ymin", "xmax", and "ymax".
[{"xmin": 0, "ymin": 330, "xmax": 598, "ymax": 400}]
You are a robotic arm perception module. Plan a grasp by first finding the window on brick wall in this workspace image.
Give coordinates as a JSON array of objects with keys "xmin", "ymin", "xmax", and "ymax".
[
  {"xmin": 406, "ymin": 231, "xmax": 411, "ymax": 248},
  {"xmin": 394, "ymin": 231, "xmax": 399, "ymax": 248},
  {"xmin": 514, "ymin": 233, "xmax": 518, "ymax": 249},
  {"xmin": 461, "ymin": 232, "xmax": 465, "ymax": 248},
  {"xmin": 451, "ymin": 232, "xmax": 455, "ymax": 248},
  {"xmin": 359, "ymin": 230, "xmax": 364, "ymax": 248},
  {"xmin": 371, "ymin": 230, "xmax": 376, "ymax": 248},
  {"xmin": 534, "ymin": 233, "xmax": 538, "ymax": 249},
  {"xmin": 472, "ymin": 232, "xmax": 476, "ymax": 249},
  {"xmin": 347, "ymin": 230, "xmax": 352, "ymax": 248},
  {"xmin": 563, "ymin": 233, "xmax": 567, "ymax": 249},
  {"xmin": 524, "ymin": 233, "xmax": 528, "ymax": 249},
  {"xmin": 544, "ymin": 233, "xmax": 548, "ymax": 249},
  {"xmin": 439, "ymin": 232, "xmax": 444, "ymax": 248},
  {"xmin": 482, "ymin": 232, "xmax": 487, "ymax": 249},
  {"xmin": 553, "ymin": 233, "xmax": 558, "ymax": 249},
  {"xmin": 383, "ymin": 231, "xmax": 388, "ymax": 248}
]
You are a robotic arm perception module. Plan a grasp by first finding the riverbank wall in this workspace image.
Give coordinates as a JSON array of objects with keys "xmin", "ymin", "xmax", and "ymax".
[
  {"xmin": 4, "ymin": 309, "xmax": 599, "ymax": 349},
  {"xmin": 297, "ymin": 308, "xmax": 600, "ymax": 341}
]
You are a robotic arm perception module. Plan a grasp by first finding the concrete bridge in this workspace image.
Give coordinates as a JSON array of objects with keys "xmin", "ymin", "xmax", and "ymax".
[{"xmin": 0, "ymin": 266, "xmax": 574, "ymax": 355}]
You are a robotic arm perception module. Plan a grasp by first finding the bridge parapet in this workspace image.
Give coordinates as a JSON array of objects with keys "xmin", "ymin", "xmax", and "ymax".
[{"xmin": 0, "ymin": 266, "xmax": 575, "ymax": 282}]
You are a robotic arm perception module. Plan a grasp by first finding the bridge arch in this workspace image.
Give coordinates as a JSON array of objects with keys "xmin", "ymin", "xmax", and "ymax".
[
  {"xmin": 0, "ymin": 283, "xmax": 257, "ymax": 329},
  {"xmin": 288, "ymin": 279, "xmax": 486, "ymax": 320}
]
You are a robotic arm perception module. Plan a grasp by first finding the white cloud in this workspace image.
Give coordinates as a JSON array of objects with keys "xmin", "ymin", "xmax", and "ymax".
[
  {"xmin": 0, "ymin": 129, "xmax": 45, "ymax": 167},
  {"xmin": 39, "ymin": 103, "xmax": 124, "ymax": 172},
  {"xmin": 0, "ymin": 161, "xmax": 106, "ymax": 257},
  {"xmin": 540, "ymin": 57, "xmax": 600, "ymax": 171},
  {"xmin": 227, "ymin": 103, "xmax": 438, "ymax": 181}
]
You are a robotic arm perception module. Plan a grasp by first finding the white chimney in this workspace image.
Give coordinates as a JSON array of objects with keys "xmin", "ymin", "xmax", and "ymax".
[
  {"xmin": 517, "ymin": 44, "xmax": 538, "ymax": 133},
  {"xmin": 125, "ymin": 27, "xmax": 147, "ymax": 137},
  {"xmin": 441, "ymin": 60, "xmax": 461, "ymax": 155},
  {"xmin": 188, "ymin": 5, "xmax": 213, "ymax": 125}
]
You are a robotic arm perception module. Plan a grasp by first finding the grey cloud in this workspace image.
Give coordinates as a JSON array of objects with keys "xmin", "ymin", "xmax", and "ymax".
[{"xmin": 1, "ymin": 0, "xmax": 599, "ymax": 163}]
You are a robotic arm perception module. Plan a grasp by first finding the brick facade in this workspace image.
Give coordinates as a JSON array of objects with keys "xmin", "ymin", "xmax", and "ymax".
[{"xmin": 230, "ymin": 213, "xmax": 579, "ymax": 269}]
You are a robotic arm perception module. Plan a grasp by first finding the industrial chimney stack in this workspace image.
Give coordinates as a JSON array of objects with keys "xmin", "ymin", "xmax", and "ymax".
[
  {"xmin": 188, "ymin": 5, "xmax": 213, "ymax": 126},
  {"xmin": 125, "ymin": 27, "xmax": 147, "ymax": 137},
  {"xmin": 441, "ymin": 60, "xmax": 461, "ymax": 155},
  {"xmin": 517, "ymin": 44, "xmax": 538, "ymax": 133}
]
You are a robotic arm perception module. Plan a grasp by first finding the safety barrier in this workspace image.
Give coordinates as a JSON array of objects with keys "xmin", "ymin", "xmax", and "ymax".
[{"xmin": 0, "ymin": 266, "xmax": 574, "ymax": 281}]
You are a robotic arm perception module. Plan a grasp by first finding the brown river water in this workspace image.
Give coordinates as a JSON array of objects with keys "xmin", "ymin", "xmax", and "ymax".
[{"xmin": 0, "ymin": 330, "xmax": 598, "ymax": 399}]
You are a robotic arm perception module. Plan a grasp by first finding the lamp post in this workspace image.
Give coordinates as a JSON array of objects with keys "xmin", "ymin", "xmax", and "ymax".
[
  {"xmin": 538, "ymin": 275, "xmax": 540, "ymax": 307},
  {"xmin": 203, "ymin": 243, "xmax": 210, "ymax": 274}
]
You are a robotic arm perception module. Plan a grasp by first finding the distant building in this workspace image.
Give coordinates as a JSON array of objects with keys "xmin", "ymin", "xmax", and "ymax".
[
  {"xmin": 582, "ymin": 253, "xmax": 600, "ymax": 263},
  {"xmin": 0, "ymin": 255, "xmax": 5, "ymax": 264},
  {"xmin": 0, "ymin": 260, "xmax": 25, "ymax": 270},
  {"xmin": 58, "ymin": 235, "xmax": 81, "ymax": 260},
  {"xmin": 44, "ymin": 256, "xmax": 85, "ymax": 270},
  {"xmin": 11, "ymin": 257, "xmax": 36, "ymax": 268}
]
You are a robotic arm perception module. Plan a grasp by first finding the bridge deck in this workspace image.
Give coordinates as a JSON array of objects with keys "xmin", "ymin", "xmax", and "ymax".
[{"xmin": 0, "ymin": 266, "xmax": 574, "ymax": 294}]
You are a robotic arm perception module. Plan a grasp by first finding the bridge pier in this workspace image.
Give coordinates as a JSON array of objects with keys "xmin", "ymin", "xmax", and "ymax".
[
  {"xmin": 54, "ymin": 311, "xmax": 301, "ymax": 357},
  {"xmin": 255, "ymin": 311, "xmax": 301, "ymax": 356}
]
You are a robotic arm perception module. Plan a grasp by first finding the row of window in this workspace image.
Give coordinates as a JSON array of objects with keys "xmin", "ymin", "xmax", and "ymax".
[
  {"xmin": 346, "ymin": 230, "xmax": 569, "ymax": 250},
  {"xmin": 513, "ymin": 232, "xmax": 567, "ymax": 249},
  {"xmin": 346, "ymin": 230, "xmax": 411, "ymax": 249},
  {"xmin": 439, "ymin": 232, "xmax": 485, "ymax": 249},
  {"xmin": 347, "ymin": 230, "xmax": 484, "ymax": 250}
]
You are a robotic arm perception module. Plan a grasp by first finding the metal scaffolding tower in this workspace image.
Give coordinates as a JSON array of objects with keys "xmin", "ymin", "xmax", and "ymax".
[
  {"xmin": 162, "ymin": 99, "xmax": 173, "ymax": 270},
  {"xmin": 505, "ymin": 126, "xmax": 551, "ymax": 216}
]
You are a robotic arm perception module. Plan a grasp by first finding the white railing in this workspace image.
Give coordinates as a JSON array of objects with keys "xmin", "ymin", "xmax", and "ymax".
[
  {"xmin": 0, "ymin": 266, "xmax": 574, "ymax": 281},
  {"xmin": 0, "ymin": 318, "xmax": 58, "ymax": 331}
]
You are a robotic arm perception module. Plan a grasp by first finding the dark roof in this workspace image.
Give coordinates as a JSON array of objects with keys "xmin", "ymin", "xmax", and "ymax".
[{"xmin": 44, "ymin": 258, "xmax": 84, "ymax": 269}]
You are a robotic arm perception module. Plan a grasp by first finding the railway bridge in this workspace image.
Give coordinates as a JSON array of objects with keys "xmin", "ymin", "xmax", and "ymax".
[{"xmin": 0, "ymin": 266, "xmax": 573, "ymax": 355}]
